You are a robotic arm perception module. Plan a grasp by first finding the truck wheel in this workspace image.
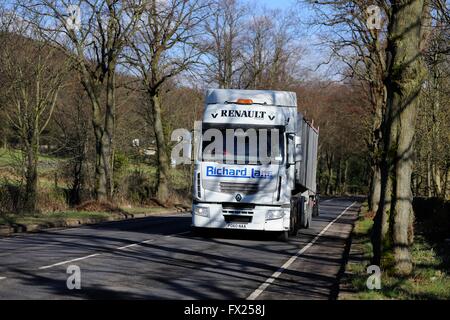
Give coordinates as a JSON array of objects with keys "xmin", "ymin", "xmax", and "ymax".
[
  {"xmin": 305, "ymin": 209, "xmax": 312, "ymax": 228},
  {"xmin": 300, "ymin": 197, "xmax": 309, "ymax": 229},
  {"xmin": 289, "ymin": 215, "xmax": 297, "ymax": 236},
  {"xmin": 312, "ymin": 198, "xmax": 320, "ymax": 217},
  {"xmin": 278, "ymin": 231, "xmax": 289, "ymax": 242},
  {"xmin": 289, "ymin": 198, "xmax": 299, "ymax": 236},
  {"xmin": 302, "ymin": 201, "xmax": 313, "ymax": 229}
]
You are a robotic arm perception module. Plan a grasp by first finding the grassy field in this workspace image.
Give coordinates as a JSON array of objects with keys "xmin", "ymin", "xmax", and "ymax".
[
  {"xmin": 0, "ymin": 148, "xmax": 60, "ymax": 171},
  {"xmin": 0, "ymin": 147, "xmax": 192, "ymax": 225},
  {"xmin": 0, "ymin": 147, "xmax": 191, "ymax": 188},
  {"xmin": 340, "ymin": 202, "xmax": 450, "ymax": 300}
]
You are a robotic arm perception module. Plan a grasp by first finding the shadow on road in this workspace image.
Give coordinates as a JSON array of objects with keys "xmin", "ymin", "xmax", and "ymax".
[{"xmin": 0, "ymin": 200, "xmax": 361, "ymax": 300}]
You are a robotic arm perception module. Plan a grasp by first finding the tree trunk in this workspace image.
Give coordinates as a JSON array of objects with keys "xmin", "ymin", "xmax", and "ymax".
[
  {"xmin": 343, "ymin": 158, "xmax": 349, "ymax": 194},
  {"xmin": 105, "ymin": 67, "xmax": 116, "ymax": 199},
  {"xmin": 369, "ymin": 90, "xmax": 384, "ymax": 213},
  {"xmin": 432, "ymin": 163, "xmax": 442, "ymax": 197},
  {"xmin": 384, "ymin": 0, "xmax": 427, "ymax": 276},
  {"xmin": 369, "ymin": 166, "xmax": 382, "ymax": 213},
  {"xmin": 444, "ymin": 168, "xmax": 450, "ymax": 199},
  {"xmin": 23, "ymin": 140, "xmax": 39, "ymax": 214},
  {"xmin": 151, "ymin": 92, "xmax": 171, "ymax": 204},
  {"xmin": 91, "ymin": 98, "xmax": 108, "ymax": 202},
  {"xmin": 325, "ymin": 152, "xmax": 334, "ymax": 195},
  {"xmin": 371, "ymin": 157, "xmax": 393, "ymax": 266},
  {"xmin": 426, "ymin": 152, "xmax": 432, "ymax": 197},
  {"xmin": 334, "ymin": 157, "xmax": 341, "ymax": 195},
  {"xmin": 81, "ymin": 77, "xmax": 111, "ymax": 202}
]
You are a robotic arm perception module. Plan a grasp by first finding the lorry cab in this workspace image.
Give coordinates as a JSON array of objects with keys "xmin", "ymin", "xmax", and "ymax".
[{"xmin": 192, "ymin": 89, "xmax": 318, "ymax": 239}]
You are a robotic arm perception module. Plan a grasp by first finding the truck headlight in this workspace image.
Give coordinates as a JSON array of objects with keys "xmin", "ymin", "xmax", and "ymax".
[
  {"xmin": 266, "ymin": 210, "xmax": 284, "ymax": 220},
  {"xmin": 194, "ymin": 206, "xmax": 210, "ymax": 217}
]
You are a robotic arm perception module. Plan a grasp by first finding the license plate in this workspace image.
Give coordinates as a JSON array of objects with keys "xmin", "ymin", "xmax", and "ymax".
[{"xmin": 225, "ymin": 223, "xmax": 247, "ymax": 229}]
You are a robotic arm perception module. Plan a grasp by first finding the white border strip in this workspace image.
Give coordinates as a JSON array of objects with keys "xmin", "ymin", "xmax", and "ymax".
[
  {"xmin": 38, "ymin": 230, "xmax": 191, "ymax": 270},
  {"xmin": 39, "ymin": 253, "xmax": 101, "ymax": 270},
  {"xmin": 246, "ymin": 201, "xmax": 356, "ymax": 300}
]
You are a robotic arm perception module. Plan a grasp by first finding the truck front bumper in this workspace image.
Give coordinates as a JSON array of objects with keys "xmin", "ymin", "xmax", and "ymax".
[{"xmin": 192, "ymin": 203, "xmax": 290, "ymax": 232}]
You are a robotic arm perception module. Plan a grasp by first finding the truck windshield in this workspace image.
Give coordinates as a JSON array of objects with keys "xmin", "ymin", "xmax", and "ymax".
[{"xmin": 201, "ymin": 125, "xmax": 284, "ymax": 165}]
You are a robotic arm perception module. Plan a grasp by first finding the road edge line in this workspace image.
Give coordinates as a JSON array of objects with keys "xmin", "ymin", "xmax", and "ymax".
[{"xmin": 246, "ymin": 201, "xmax": 356, "ymax": 300}]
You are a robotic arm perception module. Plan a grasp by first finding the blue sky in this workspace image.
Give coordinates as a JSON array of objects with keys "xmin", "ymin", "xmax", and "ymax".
[
  {"xmin": 252, "ymin": 0, "xmax": 334, "ymax": 79},
  {"xmin": 258, "ymin": 0, "xmax": 296, "ymax": 9}
]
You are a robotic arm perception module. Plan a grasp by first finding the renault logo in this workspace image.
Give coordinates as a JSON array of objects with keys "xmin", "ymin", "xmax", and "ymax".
[{"xmin": 235, "ymin": 194, "xmax": 242, "ymax": 202}]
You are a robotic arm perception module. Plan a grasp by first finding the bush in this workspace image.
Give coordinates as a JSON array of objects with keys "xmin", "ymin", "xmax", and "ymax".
[
  {"xmin": 0, "ymin": 181, "xmax": 21, "ymax": 214},
  {"xmin": 114, "ymin": 169, "xmax": 154, "ymax": 205},
  {"xmin": 413, "ymin": 197, "xmax": 450, "ymax": 241},
  {"xmin": 37, "ymin": 187, "xmax": 68, "ymax": 213}
]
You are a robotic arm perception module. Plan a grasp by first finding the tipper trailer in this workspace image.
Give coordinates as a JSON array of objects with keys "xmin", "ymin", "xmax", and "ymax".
[{"xmin": 192, "ymin": 89, "xmax": 319, "ymax": 240}]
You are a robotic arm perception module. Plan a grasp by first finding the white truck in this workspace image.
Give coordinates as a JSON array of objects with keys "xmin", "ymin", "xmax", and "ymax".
[{"xmin": 191, "ymin": 89, "xmax": 319, "ymax": 240}]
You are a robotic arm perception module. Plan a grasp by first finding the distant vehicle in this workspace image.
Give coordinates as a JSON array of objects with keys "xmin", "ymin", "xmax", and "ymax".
[{"xmin": 192, "ymin": 89, "xmax": 319, "ymax": 240}]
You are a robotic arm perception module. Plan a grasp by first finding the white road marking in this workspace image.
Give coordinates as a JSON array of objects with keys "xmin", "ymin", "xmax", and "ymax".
[
  {"xmin": 117, "ymin": 243, "xmax": 138, "ymax": 250},
  {"xmin": 117, "ymin": 231, "xmax": 190, "ymax": 250},
  {"xmin": 247, "ymin": 201, "xmax": 356, "ymax": 300},
  {"xmin": 37, "ymin": 229, "xmax": 191, "ymax": 269},
  {"xmin": 0, "ymin": 277, "xmax": 6, "ymax": 280},
  {"xmin": 117, "ymin": 239, "xmax": 155, "ymax": 250},
  {"xmin": 39, "ymin": 253, "xmax": 101, "ymax": 270}
]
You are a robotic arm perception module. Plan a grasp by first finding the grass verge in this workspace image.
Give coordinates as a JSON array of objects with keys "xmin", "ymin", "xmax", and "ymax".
[
  {"xmin": 340, "ymin": 202, "xmax": 450, "ymax": 300},
  {"xmin": 0, "ymin": 206, "xmax": 185, "ymax": 232}
]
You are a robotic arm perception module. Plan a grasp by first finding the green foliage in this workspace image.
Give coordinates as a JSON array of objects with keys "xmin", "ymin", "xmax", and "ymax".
[
  {"xmin": 124, "ymin": 169, "xmax": 153, "ymax": 204},
  {"xmin": 114, "ymin": 152, "xmax": 130, "ymax": 176},
  {"xmin": 341, "ymin": 202, "xmax": 450, "ymax": 300}
]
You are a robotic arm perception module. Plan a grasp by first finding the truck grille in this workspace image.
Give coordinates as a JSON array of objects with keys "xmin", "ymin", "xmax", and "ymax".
[
  {"xmin": 224, "ymin": 215, "xmax": 252, "ymax": 223},
  {"xmin": 222, "ymin": 203, "xmax": 254, "ymax": 215},
  {"xmin": 223, "ymin": 209, "xmax": 254, "ymax": 215},
  {"xmin": 219, "ymin": 182, "xmax": 259, "ymax": 194}
]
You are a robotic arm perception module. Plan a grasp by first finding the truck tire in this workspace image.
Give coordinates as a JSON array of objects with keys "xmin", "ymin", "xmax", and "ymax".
[
  {"xmin": 305, "ymin": 207, "xmax": 312, "ymax": 228},
  {"xmin": 289, "ymin": 198, "xmax": 299, "ymax": 236},
  {"xmin": 299, "ymin": 197, "xmax": 309, "ymax": 229},
  {"xmin": 301, "ymin": 198, "xmax": 314, "ymax": 229},
  {"xmin": 278, "ymin": 231, "xmax": 289, "ymax": 242},
  {"xmin": 312, "ymin": 198, "xmax": 320, "ymax": 217}
]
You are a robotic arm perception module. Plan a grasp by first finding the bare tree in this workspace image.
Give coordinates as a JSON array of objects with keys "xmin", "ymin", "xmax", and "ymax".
[
  {"xmin": 304, "ymin": 0, "xmax": 389, "ymax": 215},
  {"xmin": 26, "ymin": 0, "xmax": 145, "ymax": 201},
  {"xmin": 52, "ymin": 80, "xmax": 92, "ymax": 205},
  {"xmin": 415, "ymin": 0, "xmax": 450, "ymax": 199},
  {"xmin": 0, "ymin": 11, "xmax": 70, "ymax": 213},
  {"xmin": 125, "ymin": 0, "xmax": 209, "ymax": 204},
  {"xmin": 239, "ymin": 8, "xmax": 303, "ymax": 90},
  {"xmin": 202, "ymin": 0, "xmax": 247, "ymax": 88},
  {"xmin": 303, "ymin": 1, "xmax": 395, "ymax": 264}
]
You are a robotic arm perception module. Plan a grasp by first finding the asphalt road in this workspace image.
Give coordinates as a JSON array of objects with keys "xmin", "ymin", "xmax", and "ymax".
[{"xmin": 0, "ymin": 198, "xmax": 360, "ymax": 300}]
